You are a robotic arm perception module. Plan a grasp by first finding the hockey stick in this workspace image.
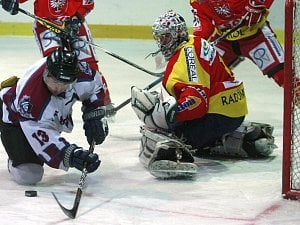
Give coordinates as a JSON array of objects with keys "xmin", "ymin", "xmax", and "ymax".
[
  {"xmin": 52, "ymin": 140, "xmax": 96, "ymax": 219},
  {"xmin": 14, "ymin": 6, "xmax": 242, "ymax": 115},
  {"xmin": 106, "ymin": 75, "xmax": 164, "ymax": 117},
  {"xmin": 16, "ymin": 7, "xmax": 163, "ymax": 78},
  {"xmin": 211, "ymin": 18, "xmax": 245, "ymax": 46}
]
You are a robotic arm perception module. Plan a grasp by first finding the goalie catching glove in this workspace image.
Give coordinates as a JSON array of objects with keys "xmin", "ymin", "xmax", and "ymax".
[
  {"xmin": 131, "ymin": 86, "xmax": 178, "ymax": 130},
  {"xmin": 63, "ymin": 144, "xmax": 100, "ymax": 173},
  {"xmin": 82, "ymin": 106, "xmax": 108, "ymax": 145}
]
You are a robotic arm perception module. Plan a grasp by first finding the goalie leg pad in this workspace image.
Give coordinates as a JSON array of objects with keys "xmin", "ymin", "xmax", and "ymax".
[
  {"xmin": 201, "ymin": 122, "xmax": 277, "ymax": 158},
  {"xmin": 242, "ymin": 122, "xmax": 277, "ymax": 157},
  {"xmin": 139, "ymin": 126, "xmax": 197, "ymax": 178},
  {"xmin": 209, "ymin": 128, "xmax": 249, "ymax": 158}
]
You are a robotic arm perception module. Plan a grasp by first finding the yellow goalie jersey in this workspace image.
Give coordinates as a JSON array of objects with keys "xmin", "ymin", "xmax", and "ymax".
[{"xmin": 162, "ymin": 36, "xmax": 248, "ymax": 122}]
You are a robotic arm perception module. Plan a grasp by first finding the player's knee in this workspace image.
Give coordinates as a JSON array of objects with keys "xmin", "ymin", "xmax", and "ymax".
[{"xmin": 8, "ymin": 161, "xmax": 44, "ymax": 185}]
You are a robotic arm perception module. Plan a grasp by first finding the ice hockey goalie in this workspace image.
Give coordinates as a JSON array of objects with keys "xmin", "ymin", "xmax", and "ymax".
[{"xmin": 131, "ymin": 86, "xmax": 277, "ymax": 179}]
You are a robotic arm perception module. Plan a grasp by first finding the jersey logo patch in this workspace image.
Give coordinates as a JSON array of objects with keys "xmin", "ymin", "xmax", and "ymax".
[
  {"xmin": 178, "ymin": 96, "xmax": 201, "ymax": 112},
  {"xmin": 19, "ymin": 96, "xmax": 33, "ymax": 119},
  {"xmin": 221, "ymin": 88, "xmax": 245, "ymax": 105},
  {"xmin": 208, "ymin": 1, "xmax": 233, "ymax": 19},
  {"xmin": 249, "ymin": 42, "xmax": 275, "ymax": 70},
  {"xmin": 184, "ymin": 47, "xmax": 198, "ymax": 82},
  {"xmin": 200, "ymin": 39, "xmax": 216, "ymax": 66},
  {"xmin": 49, "ymin": 0, "xmax": 67, "ymax": 16},
  {"xmin": 214, "ymin": 5, "xmax": 231, "ymax": 18}
]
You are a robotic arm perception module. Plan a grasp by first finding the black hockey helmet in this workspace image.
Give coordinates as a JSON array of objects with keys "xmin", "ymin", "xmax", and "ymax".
[{"xmin": 46, "ymin": 47, "xmax": 79, "ymax": 83}]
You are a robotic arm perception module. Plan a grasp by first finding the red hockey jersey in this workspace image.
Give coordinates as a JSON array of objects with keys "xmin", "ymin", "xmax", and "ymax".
[
  {"xmin": 190, "ymin": 0, "xmax": 274, "ymax": 40},
  {"xmin": 19, "ymin": 0, "xmax": 94, "ymax": 20}
]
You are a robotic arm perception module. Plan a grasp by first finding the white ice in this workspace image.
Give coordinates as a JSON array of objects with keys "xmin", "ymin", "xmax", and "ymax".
[{"xmin": 0, "ymin": 36, "xmax": 299, "ymax": 225}]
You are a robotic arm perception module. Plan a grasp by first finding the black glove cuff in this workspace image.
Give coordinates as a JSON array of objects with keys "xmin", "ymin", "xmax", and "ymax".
[
  {"xmin": 82, "ymin": 106, "xmax": 106, "ymax": 121},
  {"xmin": 63, "ymin": 144, "xmax": 79, "ymax": 168}
]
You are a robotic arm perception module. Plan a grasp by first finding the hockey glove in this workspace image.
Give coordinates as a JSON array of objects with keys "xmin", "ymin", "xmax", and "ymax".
[
  {"xmin": 131, "ymin": 86, "xmax": 178, "ymax": 130},
  {"xmin": 64, "ymin": 17, "xmax": 82, "ymax": 38},
  {"xmin": 63, "ymin": 144, "xmax": 100, "ymax": 173},
  {"xmin": 82, "ymin": 106, "xmax": 108, "ymax": 145},
  {"xmin": 1, "ymin": 0, "xmax": 19, "ymax": 15},
  {"xmin": 243, "ymin": 0, "xmax": 266, "ymax": 26}
]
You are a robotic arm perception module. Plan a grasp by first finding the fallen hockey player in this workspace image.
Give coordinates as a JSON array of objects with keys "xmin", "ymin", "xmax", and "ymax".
[{"xmin": 131, "ymin": 10, "xmax": 277, "ymax": 179}]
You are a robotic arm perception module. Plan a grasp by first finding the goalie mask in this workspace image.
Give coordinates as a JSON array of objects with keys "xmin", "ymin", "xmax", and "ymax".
[
  {"xmin": 46, "ymin": 47, "xmax": 79, "ymax": 84},
  {"xmin": 152, "ymin": 10, "xmax": 189, "ymax": 61}
]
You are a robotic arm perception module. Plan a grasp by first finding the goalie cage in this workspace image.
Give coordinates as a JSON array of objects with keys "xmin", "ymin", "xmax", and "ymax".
[{"xmin": 282, "ymin": 0, "xmax": 300, "ymax": 199}]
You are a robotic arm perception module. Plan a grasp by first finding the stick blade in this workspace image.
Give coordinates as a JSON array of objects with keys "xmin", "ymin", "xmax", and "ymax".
[{"xmin": 52, "ymin": 192, "xmax": 77, "ymax": 219}]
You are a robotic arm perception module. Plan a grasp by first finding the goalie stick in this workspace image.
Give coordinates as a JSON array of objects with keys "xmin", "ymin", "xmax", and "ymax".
[
  {"xmin": 52, "ymin": 140, "xmax": 96, "ymax": 219},
  {"xmin": 16, "ymin": 7, "xmax": 163, "ymax": 78}
]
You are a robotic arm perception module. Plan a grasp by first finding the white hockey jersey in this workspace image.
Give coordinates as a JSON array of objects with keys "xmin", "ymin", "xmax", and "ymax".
[{"xmin": 0, "ymin": 58, "xmax": 107, "ymax": 170}]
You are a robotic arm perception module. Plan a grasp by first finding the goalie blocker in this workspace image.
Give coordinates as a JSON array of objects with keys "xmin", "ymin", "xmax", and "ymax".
[{"xmin": 139, "ymin": 122, "xmax": 276, "ymax": 179}]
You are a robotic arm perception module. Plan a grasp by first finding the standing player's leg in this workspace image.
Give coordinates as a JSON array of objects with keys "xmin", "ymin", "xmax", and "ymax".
[{"xmin": 239, "ymin": 22, "xmax": 284, "ymax": 87}]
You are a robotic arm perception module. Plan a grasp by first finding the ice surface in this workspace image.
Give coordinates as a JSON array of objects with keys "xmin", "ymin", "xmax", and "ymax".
[{"xmin": 0, "ymin": 36, "xmax": 299, "ymax": 225}]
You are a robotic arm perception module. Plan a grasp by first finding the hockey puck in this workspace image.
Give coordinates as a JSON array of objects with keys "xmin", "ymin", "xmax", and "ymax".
[{"xmin": 25, "ymin": 190, "xmax": 37, "ymax": 197}]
